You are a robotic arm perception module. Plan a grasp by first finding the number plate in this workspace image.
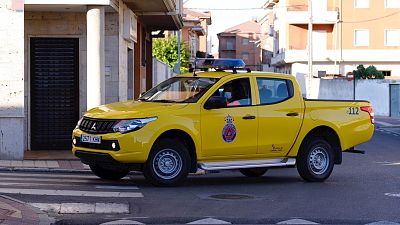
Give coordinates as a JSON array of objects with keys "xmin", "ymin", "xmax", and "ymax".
[{"xmin": 80, "ymin": 134, "xmax": 101, "ymax": 144}]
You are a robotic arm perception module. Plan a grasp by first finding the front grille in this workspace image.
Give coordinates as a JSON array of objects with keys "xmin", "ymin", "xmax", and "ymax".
[{"xmin": 79, "ymin": 117, "xmax": 118, "ymax": 134}]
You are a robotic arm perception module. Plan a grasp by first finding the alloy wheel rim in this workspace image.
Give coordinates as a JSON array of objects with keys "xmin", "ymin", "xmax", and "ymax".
[
  {"xmin": 308, "ymin": 147, "xmax": 329, "ymax": 175},
  {"xmin": 153, "ymin": 149, "xmax": 182, "ymax": 180}
]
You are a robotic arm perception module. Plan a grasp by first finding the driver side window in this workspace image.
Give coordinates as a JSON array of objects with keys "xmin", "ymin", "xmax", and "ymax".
[{"xmin": 211, "ymin": 78, "xmax": 252, "ymax": 107}]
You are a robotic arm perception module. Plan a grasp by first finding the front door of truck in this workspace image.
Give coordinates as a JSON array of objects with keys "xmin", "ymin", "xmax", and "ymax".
[
  {"xmin": 255, "ymin": 77, "xmax": 303, "ymax": 157},
  {"xmin": 201, "ymin": 77, "xmax": 258, "ymax": 158}
]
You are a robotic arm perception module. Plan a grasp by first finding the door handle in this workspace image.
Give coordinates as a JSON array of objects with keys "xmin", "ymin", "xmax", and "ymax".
[
  {"xmin": 242, "ymin": 115, "xmax": 256, "ymax": 120},
  {"xmin": 286, "ymin": 112, "xmax": 299, "ymax": 117}
]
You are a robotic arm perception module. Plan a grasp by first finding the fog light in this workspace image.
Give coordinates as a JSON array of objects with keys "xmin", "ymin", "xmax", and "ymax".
[
  {"xmin": 111, "ymin": 142, "xmax": 116, "ymax": 149},
  {"xmin": 72, "ymin": 138, "xmax": 77, "ymax": 145}
]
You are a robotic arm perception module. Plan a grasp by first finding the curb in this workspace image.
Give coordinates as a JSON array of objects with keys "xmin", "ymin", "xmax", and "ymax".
[
  {"xmin": 0, "ymin": 167, "xmax": 91, "ymax": 174},
  {"xmin": 0, "ymin": 194, "xmax": 55, "ymax": 225}
]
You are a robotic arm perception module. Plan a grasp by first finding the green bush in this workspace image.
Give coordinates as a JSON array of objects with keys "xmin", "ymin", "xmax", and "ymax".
[
  {"xmin": 353, "ymin": 64, "xmax": 384, "ymax": 79},
  {"xmin": 153, "ymin": 36, "xmax": 190, "ymax": 74}
]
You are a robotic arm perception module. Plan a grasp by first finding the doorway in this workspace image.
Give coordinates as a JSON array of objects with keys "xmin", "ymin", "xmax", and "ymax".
[
  {"xmin": 390, "ymin": 84, "xmax": 400, "ymax": 117},
  {"xmin": 30, "ymin": 38, "xmax": 79, "ymax": 150}
]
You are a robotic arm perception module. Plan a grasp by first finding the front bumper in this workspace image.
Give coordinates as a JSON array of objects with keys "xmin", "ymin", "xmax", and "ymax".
[{"xmin": 72, "ymin": 128, "xmax": 153, "ymax": 164}]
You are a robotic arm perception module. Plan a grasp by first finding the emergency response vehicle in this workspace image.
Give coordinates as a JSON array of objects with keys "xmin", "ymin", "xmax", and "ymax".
[{"xmin": 72, "ymin": 59, "xmax": 374, "ymax": 186}]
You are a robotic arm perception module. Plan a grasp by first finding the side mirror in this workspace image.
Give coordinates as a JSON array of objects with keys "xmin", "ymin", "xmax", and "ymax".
[{"xmin": 204, "ymin": 96, "xmax": 227, "ymax": 110}]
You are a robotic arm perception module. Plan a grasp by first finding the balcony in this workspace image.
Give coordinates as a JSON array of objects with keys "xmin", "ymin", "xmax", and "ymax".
[
  {"xmin": 263, "ymin": 0, "xmax": 279, "ymax": 9},
  {"xmin": 286, "ymin": 10, "xmax": 338, "ymax": 24},
  {"xmin": 124, "ymin": 0, "xmax": 183, "ymax": 30},
  {"xmin": 272, "ymin": 49, "xmax": 400, "ymax": 65},
  {"xmin": 271, "ymin": 49, "xmax": 339, "ymax": 65}
]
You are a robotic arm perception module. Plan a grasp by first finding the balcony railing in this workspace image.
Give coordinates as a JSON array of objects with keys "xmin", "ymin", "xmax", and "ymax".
[{"xmin": 286, "ymin": 10, "xmax": 339, "ymax": 24}]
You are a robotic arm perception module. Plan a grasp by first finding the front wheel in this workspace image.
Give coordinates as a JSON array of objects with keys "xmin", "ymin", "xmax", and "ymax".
[
  {"xmin": 297, "ymin": 137, "xmax": 334, "ymax": 182},
  {"xmin": 89, "ymin": 164, "xmax": 129, "ymax": 180},
  {"xmin": 144, "ymin": 138, "xmax": 190, "ymax": 187},
  {"xmin": 239, "ymin": 168, "xmax": 268, "ymax": 177}
]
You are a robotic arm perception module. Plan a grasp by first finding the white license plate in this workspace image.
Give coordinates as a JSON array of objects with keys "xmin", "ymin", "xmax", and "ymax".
[{"xmin": 80, "ymin": 134, "xmax": 101, "ymax": 144}]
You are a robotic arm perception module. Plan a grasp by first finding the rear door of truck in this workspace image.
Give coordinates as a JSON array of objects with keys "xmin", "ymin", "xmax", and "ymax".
[{"xmin": 255, "ymin": 76, "xmax": 304, "ymax": 157}]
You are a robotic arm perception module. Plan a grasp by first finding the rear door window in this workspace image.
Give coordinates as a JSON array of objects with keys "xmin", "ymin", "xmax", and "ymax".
[{"xmin": 257, "ymin": 78, "xmax": 294, "ymax": 104}]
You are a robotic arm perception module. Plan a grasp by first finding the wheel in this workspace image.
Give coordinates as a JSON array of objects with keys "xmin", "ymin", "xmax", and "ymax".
[
  {"xmin": 144, "ymin": 138, "xmax": 190, "ymax": 187},
  {"xmin": 297, "ymin": 137, "xmax": 334, "ymax": 182},
  {"xmin": 239, "ymin": 168, "xmax": 268, "ymax": 177},
  {"xmin": 89, "ymin": 164, "xmax": 129, "ymax": 180}
]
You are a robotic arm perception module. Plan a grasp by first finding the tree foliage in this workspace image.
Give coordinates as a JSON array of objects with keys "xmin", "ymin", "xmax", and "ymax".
[
  {"xmin": 353, "ymin": 64, "xmax": 384, "ymax": 79},
  {"xmin": 152, "ymin": 36, "xmax": 190, "ymax": 74}
]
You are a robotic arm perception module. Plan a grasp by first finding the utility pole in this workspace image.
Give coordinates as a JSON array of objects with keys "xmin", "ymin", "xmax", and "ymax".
[{"xmin": 307, "ymin": 0, "xmax": 313, "ymax": 98}]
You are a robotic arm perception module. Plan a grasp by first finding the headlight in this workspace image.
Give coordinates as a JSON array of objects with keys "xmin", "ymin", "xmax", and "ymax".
[
  {"xmin": 75, "ymin": 117, "xmax": 83, "ymax": 129},
  {"xmin": 113, "ymin": 117, "xmax": 157, "ymax": 134}
]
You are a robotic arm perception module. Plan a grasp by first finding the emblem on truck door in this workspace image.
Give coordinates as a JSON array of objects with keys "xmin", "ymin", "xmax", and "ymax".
[{"xmin": 222, "ymin": 114, "xmax": 237, "ymax": 143}]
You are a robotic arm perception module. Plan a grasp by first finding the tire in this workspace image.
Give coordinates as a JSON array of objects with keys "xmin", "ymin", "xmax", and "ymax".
[
  {"xmin": 297, "ymin": 137, "xmax": 334, "ymax": 182},
  {"xmin": 239, "ymin": 168, "xmax": 268, "ymax": 177},
  {"xmin": 89, "ymin": 164, "xmax": 129, "ymax": 180},
  {"xmin": 144, "ymin": 138, "xmax": 190, "ymax": 187}
]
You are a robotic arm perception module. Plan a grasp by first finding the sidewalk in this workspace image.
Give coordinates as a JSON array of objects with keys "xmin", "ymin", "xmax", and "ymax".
[
  {"xmin": 0, "ymin": 195, "xmax": 53, "ymax": 225},
  {"xmin": 0, "ymin": 160, "xmax": 89, "ymax": 173},
  {"xmin": 375, "ymin": 116, "xmax": 400, "ymax": 128}
]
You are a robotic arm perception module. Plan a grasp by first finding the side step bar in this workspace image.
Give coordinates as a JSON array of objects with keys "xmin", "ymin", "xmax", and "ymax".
[{"xmin": 199, "ymin": 158, "xmax": 296, "ymax": 171}]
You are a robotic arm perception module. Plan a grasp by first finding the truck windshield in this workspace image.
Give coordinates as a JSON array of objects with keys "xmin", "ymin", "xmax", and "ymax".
[{"xmin": 138, "ymin": 77, "xmax": 219, "ymax": 103}]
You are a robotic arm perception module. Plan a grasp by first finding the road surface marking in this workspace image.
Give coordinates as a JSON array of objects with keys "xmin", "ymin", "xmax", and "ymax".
[
  {"xmin": 0, "ymin": 188, "xmax": 143, "ymax": 198},
  {"xmin": 365, "ymin": 221, "xmax": 400, "ymax": 225},
  {"xmin": 29, "ymin": 203, "xmax": 129, "ymax": 214},
  {"xmin": 100, "ymin": 220, "xmax": 144, "ymax": 225},
  {"xmin": 187, "ymin": 218, "xmax": 231, "ymax": 224},
  {"xmin": 95, "ymin": 185, "xmax": 139, "ymax": 190},
  {"xmin": 385, "ymin": 193, "xmax": 400, "ymax": 198},
  {"xmin": 277, "ymin": 219, "xmax": 319, "ymax": 224}
]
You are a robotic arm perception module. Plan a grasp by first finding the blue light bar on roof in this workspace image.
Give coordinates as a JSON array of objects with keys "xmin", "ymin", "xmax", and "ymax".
[{"xmin": 195, "ymin": 58, "xmax": 245, "ymax": 69}]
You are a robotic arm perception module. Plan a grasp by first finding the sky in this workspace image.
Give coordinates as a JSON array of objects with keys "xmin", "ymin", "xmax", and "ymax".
[{"xmin": 183, "ymin": 0, "xmax": 267, "ymax": 54}]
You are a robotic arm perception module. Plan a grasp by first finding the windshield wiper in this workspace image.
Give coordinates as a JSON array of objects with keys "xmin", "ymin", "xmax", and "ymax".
[{"xmin": 151, "ymin": 99, "xmax": 179, "ymax": 103}]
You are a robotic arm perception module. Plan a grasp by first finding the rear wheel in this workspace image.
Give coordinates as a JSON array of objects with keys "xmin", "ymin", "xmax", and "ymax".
[
  {"xmin": 144, "ymin": 138, "xmax": 190, "ymax": 187},
  {"xmin": 239, "ymin": 168, "xmax": 268, "ymax": 177},
  {"xmin": 297, "ymin": 137, "xmax": 334, "ymax": 182},
  {"xmin": 89, "ymin": 164, "xmax": 129, "ymax": 180}
]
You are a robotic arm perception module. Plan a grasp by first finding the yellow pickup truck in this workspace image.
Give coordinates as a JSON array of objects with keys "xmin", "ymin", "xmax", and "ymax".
[{"xmin": 72, "ymin": 59, "xmax": 374, "ymax": 186}]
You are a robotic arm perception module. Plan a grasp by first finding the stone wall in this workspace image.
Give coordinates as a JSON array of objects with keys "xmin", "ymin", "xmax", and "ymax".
[{"xmin": 0, "ymin": 0, "xmax": 25, "ymax": 159}]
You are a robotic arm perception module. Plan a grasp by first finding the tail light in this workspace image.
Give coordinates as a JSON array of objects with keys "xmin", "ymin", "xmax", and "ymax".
[{"xmin": 360, "ymin": 106, "xmax": 374, "ymax": 124}]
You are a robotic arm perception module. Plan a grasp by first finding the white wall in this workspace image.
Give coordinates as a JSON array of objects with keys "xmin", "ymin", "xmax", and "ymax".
[
  {"xmin": 152, "ymin": 58, "xmax": 174, "ymax": 87},
  {"xmin": 0, "ymin": 1, "xmax": 25, "ymax": 159},
  {"xmin": 301, "ymin": 77, "xmax": 400, "ymax": 116}
]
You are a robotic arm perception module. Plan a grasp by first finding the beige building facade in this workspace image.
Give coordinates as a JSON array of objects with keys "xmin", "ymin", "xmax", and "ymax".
[
  {"xmin": 263, "ymin": 0, "xmax": 400, "ymax": 78},
  {"xmin": 181, "ymin": 9, "xmax": 212, "ymax": 61},
  {"xmin": 0, "ymin": 0, "xmax": 183, "ymax": 159}
]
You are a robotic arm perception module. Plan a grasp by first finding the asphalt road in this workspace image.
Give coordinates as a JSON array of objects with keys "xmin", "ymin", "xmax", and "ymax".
[{"xmin": 1, "ymin": 129, "xmax": 399, "ymax": 225}]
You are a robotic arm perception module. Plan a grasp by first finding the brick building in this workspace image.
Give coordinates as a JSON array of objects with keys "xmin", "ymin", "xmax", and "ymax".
[{"xmin": 217, "ymin": 20, "xmax": 262, "ymax": 71}]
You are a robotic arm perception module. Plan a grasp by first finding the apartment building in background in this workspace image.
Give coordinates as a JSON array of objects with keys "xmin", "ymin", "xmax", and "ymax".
[
  {"xmin": 217, "ymin": 20, "xmax": 262, "ymax": 71},
  {"xmin": 182, "ymin": 9, "xmax": 212, "ymax": 61},
  {"xmin": 0, "ymin": 0, "xmax": 183, "ymax": 159},
  {"xmin": 263, "ymin": 0, "xmax": 400, "ymax": 78}
]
